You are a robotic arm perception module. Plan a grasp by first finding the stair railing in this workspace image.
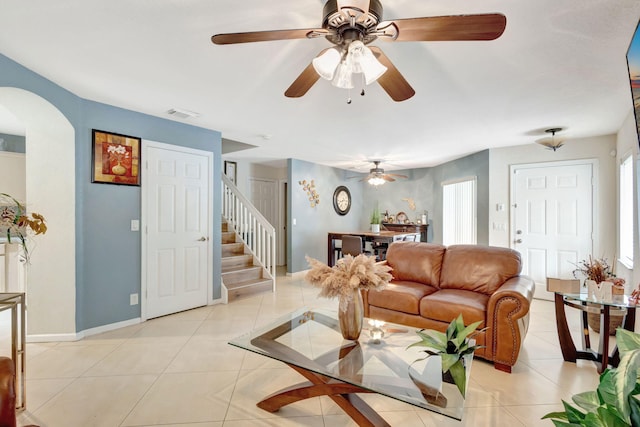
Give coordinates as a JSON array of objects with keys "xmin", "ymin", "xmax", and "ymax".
[{"xmin": 222, "ymin": 174, "xmax": 276, "ymax": 290}]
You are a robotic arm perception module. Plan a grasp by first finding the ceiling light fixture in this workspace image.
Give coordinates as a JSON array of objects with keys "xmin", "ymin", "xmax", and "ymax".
[
  {"xmin": 312, "ymin": 40, "xmax": 387, "ymax": 101},
  {"xmin": 536, "ymin": 127, "xmax": 565, "ymax": 151},
  {"xmin": 367, "ymin": 175, "xmax": 386, "ymax": 186}
]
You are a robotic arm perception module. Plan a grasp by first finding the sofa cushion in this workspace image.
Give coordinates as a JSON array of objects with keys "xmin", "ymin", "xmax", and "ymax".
[
  {"xmin": 439, "ymin": 245, "xmax": 522, "ymax": 295},
  {"xmin": 420, "ymin": 289, "xmax": 488, "ymax": 326},
  {"xmin": 385, "ymin": 242, "xmax": 446, "ymax": 287},
  {"xmin": 367, "ymin": 280, "xmax": 438, "ymax": 315}
]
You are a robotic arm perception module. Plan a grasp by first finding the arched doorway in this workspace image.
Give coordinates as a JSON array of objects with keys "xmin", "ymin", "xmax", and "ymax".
[{"xmin": 0, "ymin": 87, "xmax": 76, "ymax": 337}]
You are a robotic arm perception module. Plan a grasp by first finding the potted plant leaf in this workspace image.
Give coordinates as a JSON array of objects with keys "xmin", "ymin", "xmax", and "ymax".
[
  {"xmin": 407, "ymin": 314, "xmax": 486, "ymax": 397},
  {"xmin": 542, "ymin": 328, "xmax": 640, "ymax": 426}
]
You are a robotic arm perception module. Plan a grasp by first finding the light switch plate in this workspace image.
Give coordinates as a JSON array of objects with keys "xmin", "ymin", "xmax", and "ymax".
[{"xmin": 131, "ymin": 220, "xmax": 140, "ymax": 231}]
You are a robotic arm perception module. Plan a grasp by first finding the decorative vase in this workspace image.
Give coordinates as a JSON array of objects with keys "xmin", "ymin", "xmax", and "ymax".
[
  {"xmin": 112, "ymin": 162, "xmax": 126, "ymax": 176},
  {"xmin": 371, "ymin": 224, "xmax": 380, "ymax": 233},
  {"xmin": 338, "ymin": 290, "xmax": 364, "ymax": 340}
]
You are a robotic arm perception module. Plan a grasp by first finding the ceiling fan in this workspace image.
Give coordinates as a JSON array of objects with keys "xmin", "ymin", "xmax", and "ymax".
[
  {"xmin": 211, "ymin": 0, "xmax": 506, "ymax": 102},
  {"xmin": 362, "ymin": 160, "xmax": 407, "ymax": 185}
]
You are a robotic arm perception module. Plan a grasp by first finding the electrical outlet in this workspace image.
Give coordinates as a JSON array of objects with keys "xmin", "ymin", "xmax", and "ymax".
[{"xmin": 130, "ymin": 293, "xmax": 139, "ymax": 305}]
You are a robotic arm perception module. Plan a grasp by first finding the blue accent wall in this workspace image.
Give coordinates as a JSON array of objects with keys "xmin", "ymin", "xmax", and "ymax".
[
  {"xmin": 288, "ymin": 159, "xmax": 364, "ymax": 272},
  {"xmin": 0, "ymin": 53, "xmax": 222, "ymax": 332}
]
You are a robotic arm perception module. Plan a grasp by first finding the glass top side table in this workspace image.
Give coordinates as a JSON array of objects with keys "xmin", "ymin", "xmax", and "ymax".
[{"xmin": 554, "ymin": 292, "xmax": 636, "ymax": 373}]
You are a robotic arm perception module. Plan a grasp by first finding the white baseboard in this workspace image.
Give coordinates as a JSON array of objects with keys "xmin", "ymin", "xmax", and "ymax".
[{"xmin": 26, "ymin": 317, "xmax": 142, "ymax": 343}]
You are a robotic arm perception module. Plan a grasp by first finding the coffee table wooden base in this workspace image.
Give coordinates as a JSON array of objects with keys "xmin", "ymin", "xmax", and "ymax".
[
  {"xmin": 554, "ymin": 293, "xmax": 636, "ymax": 374},
  {"xmin": 257, "ymin": 363, "xmax": 390, "ymax": 427}
]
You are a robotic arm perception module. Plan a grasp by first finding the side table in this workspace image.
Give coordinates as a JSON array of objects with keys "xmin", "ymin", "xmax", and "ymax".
[{"xmin": 554, "ymin": 292, "xmax": 636, "ymax": 374}]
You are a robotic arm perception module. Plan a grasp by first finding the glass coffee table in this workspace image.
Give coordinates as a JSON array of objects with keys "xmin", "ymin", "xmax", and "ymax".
[
  {"xmin": 554, "ymin": 292, "xmax": 637, "ymax": 373},
  {"xmin": 229, "ymin": 308, "xmax": 472, "ymax": 425}
]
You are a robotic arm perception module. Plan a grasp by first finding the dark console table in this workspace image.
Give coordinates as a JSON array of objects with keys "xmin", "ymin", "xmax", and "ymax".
[{"xmin": 382, "ymin": 223, "xmax": 428, "ymax": 242}]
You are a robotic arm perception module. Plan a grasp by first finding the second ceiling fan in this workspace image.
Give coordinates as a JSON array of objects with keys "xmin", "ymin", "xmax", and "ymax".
[{"xmin": 211, "ymin": 0, "xmax": 506, "ymax": 102}]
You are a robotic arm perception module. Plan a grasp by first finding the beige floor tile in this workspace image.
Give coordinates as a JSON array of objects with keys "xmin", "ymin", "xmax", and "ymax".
[
  {"xmin": 23, "ymin": 377, "xmax": 74, "ymax": 411},
  {"xmin": 27, "ymin": 344, "xmax": 118, "ymax": 379},
  {"xmin": 83, "ymin": 341, "xmax": 185, "ymax": 376},
  {"xmin": 166, "ymin": 336, "xmax": 247, "ymax": 373},
  {"xmin": 137, "ymin": 423, "xmax": 222, "ymax": 427},
  {"xmin": 31, "ymin": 374, "xmax": 157, "ymax": 427},
  {"xmin": 523, "ymin": 358, "xmax": 600, "ymax": 397},
  {"xmin": 504, "ymin": 404, "xmax": 567, "ymax": 427},
  {"xmin": 223, "ymin": 417, "xmax": 325, "ymax": 426},
  {"xmin": 129, "ymin": 319, "xmax": 203, "ymax": 344},
  {"xmin": 225, "ymin": 368, "xmax": 323, "ymax": 420},
  {"xmin": 417, "ymin": 405, "xmax": 526, "ymax": 427},
  {"xmin": 195, "ymin": 317, "xmax": 257, "ymax": 341},
  {"xmin": 122, "ymin": 371, "xmax": 238, "ymax": 425},
  {"xmin": 469, "ymin": 361, "xmax": 567, "ymax": 406}
]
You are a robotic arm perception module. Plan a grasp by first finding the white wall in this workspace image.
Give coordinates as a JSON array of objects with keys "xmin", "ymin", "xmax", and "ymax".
[
  {"xmin": 1, "ymin": 87, "xmax": 76, "ymax": 337},
  {"xmin": 616, "ymin": 110, "xmax": 640, "ymax": 288},
  {"xmin": 0, "ymin": 152, "xmax": 25, "ymax": 199},
  {"xmin": 488, "ymin": 136, "xmax": 618, "ymax": 260}
]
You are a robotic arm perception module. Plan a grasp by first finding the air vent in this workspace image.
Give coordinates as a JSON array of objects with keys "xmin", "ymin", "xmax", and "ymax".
[{"xmin": 166, "ymin": 108, "xmax": 200, "ymax": 119}]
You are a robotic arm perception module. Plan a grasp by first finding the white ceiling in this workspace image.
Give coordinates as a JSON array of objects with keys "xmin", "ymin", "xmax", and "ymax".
[{"xmin": 1, "ymin": 0, "xmax": 639, "ymax": 171}]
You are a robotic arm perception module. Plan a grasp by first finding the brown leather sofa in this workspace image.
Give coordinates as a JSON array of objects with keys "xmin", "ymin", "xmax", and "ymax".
[
  {"xmin": 362, "ymin": 242, "xmax": 535, "ymax": 372},
  {"xmin": 0, "ymin": 357, "xmax": 38, "ymax": 427}
]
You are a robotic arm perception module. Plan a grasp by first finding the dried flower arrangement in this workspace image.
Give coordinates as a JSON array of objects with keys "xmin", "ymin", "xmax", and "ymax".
[
  {"xmin": 0, "ymin": 193, "xmax": 47, "ymax": 263},
  {"xmin": 572, "ymin": 256, "xmax": 623, "ymax": 285},
  {"xmin": 305, "ymin": 254, "xmax": 392, "ymax": 306}
]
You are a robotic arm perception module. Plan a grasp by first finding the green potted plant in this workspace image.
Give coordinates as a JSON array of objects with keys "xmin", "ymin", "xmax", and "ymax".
[
  {"xmin": 370, "ymin": 204, "xmax": 381, "ymax": 233},
  {"xmin": 542, "ymin": 328, "xmax": 640, "ymax": 426},
  {"xmin": 407, "ymin": 314, "xmax": 486, "ymax": 397}
]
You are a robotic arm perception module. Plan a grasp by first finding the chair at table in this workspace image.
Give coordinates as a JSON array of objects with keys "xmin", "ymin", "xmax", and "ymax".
[{"xmin": 341, "ymin": 235, "xmax": 364, "ymax": 256}]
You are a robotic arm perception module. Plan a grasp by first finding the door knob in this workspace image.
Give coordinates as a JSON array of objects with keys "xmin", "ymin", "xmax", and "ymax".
[
  {"xmin": 198, "ymin": 236, "xmax": 207, "ymax": 242},
  {"xmin": 515, "ymin": 239, "xmax": 522, "ymax": 244},
  {"xmin": 516, "ymin": 230, "xmax": 522, "ymax": 235}
]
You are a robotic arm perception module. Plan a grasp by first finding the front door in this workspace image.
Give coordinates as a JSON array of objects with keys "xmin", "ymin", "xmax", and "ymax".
[
  {"xmin": 143, "ymin": 141, "xmax": 212, "ymax": 319},
  {"xmin": 512, "ymin": 161, "xmax": 594, "ymax": 300}
]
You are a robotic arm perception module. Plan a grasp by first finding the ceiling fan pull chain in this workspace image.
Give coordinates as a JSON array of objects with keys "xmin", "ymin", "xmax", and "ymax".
[
  {"xmin": 347, "ymin": 87, "xmax": 352, "ymax": 104},
  {"xmin": 361, "ymin": 74, "xmax": 366, "ymax": 96}
]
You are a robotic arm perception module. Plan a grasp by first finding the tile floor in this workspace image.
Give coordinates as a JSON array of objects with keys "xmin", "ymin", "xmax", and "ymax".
[{"xmin": 14, "ymin": 270, "xmax": 604, "ymax": 427}]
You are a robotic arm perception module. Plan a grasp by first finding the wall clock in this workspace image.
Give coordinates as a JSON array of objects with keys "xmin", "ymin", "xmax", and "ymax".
[{"xmin": 333, "ymin": 186, "xmax": 351, "ymax": 216}]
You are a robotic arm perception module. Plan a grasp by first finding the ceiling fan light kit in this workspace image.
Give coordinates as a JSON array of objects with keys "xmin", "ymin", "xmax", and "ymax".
[
  {"xmin": 363, "ymin": 161, "xmax": 408, "ymax": 186},
  {"xmin": 211, "ymin": 0, "xmax": 506, "ymax": 102}
]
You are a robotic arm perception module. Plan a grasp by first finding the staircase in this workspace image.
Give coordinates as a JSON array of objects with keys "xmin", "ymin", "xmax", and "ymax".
[
  {"xmin": 221, "ymin": 220, "xmax": 274, "ymax": 301},
  {"xmin": 221, "ymin": 172, "xmax": 277, "ymax": 301}
]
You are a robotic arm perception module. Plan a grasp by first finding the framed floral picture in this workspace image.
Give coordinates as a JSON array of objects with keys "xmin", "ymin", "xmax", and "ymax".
[{"xmin": 91, "ymin": 129, "xmax": 141, "ymax": 186}]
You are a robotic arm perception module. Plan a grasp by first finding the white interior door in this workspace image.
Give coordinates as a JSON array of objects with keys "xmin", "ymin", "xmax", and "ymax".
[
  {"xmin": 249, "ymin": 178, "xmax": 277, "ymax": 225},
  {"xmin": 143, "ymin": 142, "xmax": 212, "ymax": 319},
  {"xmin": 512, "ymin": 161, "xmax": 594, "ymax": 301}
]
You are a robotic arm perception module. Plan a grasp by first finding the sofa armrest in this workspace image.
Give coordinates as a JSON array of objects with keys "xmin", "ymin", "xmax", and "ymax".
[{"xmin": 485, "ymin": 275, "xmax": 535, "ymax": 368}]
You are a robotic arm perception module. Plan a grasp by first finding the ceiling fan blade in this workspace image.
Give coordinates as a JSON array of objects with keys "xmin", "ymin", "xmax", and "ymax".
[
  {"xmin": 369, "ymin": 47, "xmax": 415, "ymax": 102},
  {"xmin": 387, "ymin": 173, "xmax": 408, "ymax": 179},
  {"xmin": 383, "ymin": 175, "xmax": 396, "ymax": 182},
  {"xmin": 211, "ymin": 28, "xmax": 324, "ymax": 45},
  {"xmin": 384, "ymin": 13, "xmax": 506, "ymax": 42},
  {"xmin": 284, "ymin": 49, "xmax": 329, "ymax": 98}
]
